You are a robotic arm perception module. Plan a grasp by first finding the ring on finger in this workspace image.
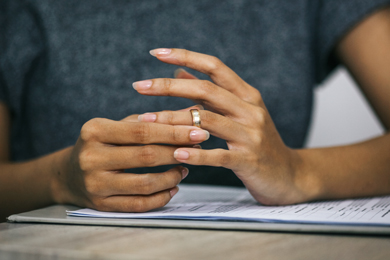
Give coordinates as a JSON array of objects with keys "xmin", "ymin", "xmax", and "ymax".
[{"xmin": 190, "ymin": 109, "xmax": 201, "ymax": 128}]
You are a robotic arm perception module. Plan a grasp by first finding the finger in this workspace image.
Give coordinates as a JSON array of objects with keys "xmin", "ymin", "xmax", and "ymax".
[
  {"xmin": 173, "ymin": 69, "xmax": 202, "ymax": 104},
  {"xmin": 85, "ymin": 145, "xmax": 181, "ymax": 170},
  {"xmin": 98, "ymin": 166, "xmax": 187, "ymax": 196},
  {"xmin": 174, "ymin": 68, "xmax": 198, "ymax": 79},
  {"xmin": 136, "ymin": 105, "xmax": 204, "ymax": 123},
  {"xmin": 138, "ymin": 104, "xmax": 204, "ymax": 122},
  {"xmin": 132, "ymin": 78, "xmax": 251, "ymax": 117},
  {"xmin": 98, "ymin": 186, "xmax": 179, "ymax": 212},
  {"xmin": 150, "ymin": 48, "xmax": 262, "ymax": 105},
  {"xmin": 80, "ymin": 118, "xmax": 210, "ymax": 145},
  {"xmin": 173, "ymin": 148, "xmax": 240, "ymax": 170},
  {"xmin": 121, "ymin": 114, "xmax": 139, "ymax": 122},
  {"xmin": 138, "ymin": 110, "xmax": 247, "ymax": 143},
  {"xmin": 176, "ymin": 104, "xmax": 204, "ymax": 112}
]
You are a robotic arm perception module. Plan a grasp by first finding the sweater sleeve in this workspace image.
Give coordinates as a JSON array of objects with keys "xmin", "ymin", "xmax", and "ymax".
[{"xmin": 0, "ymin": 0, "xmax": 44, "ymax": 112}]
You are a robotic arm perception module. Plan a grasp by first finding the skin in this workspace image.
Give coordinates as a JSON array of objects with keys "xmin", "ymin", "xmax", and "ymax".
[
  {"xmin": 0, "ymin": 7, "xmax": 389, "ymax": 221},
  {"xmin": 0, "ymin": 107, "xmax": 210, "ymax": 221}
]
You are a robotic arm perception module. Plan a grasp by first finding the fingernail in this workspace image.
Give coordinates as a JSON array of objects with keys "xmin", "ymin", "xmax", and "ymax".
[
  {"xmin": 190, "ymin": 129, "xmax": 210, "ymax": 141},
  {"xmin": 174, "ymin": 149, "xmax": 190, "ymax": 160},
  {"xmin": 181, "ymin": 167, "xmax": 189, "ymax": 180},
  {"xmin": 170, "ymin": 187, "xmax": 179, "ymax": 197},
  {"xmin": 132, "ymin": 80, "xmax": 152, "ymax": 90},
  {"xmin": 192, "ymin": 144, "xmax": 202, "ymax": 149},
  {"xmin": 138, "ymin": 113, "xmax": 157, "ymax": 122},
  {"xmin": 150, "ymin": 48, "xmax": 172, "ymax": 57},
  {"xmin": 174, "ymin": 68, "xmax": 187, "ymax": 78}
]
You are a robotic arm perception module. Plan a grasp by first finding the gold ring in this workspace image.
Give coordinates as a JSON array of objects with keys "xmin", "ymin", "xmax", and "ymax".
[{"xmin": 190, "ymin": 109, "xmax": 201, "ymax": 127}]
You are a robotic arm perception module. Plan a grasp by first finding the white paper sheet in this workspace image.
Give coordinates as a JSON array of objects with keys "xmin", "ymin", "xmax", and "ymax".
[{"xmin": 67, "ymin": 184, "xmax": 390, "ymax": 226}]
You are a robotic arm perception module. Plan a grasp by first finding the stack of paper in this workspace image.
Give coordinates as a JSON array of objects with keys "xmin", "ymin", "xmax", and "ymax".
[{"xmin": 67, "ymin": 185, "xmax": 390, "ymax": 226}]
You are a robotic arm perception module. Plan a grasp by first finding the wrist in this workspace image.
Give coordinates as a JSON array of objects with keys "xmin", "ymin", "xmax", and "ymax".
[
  {"xmin": 50, "ymin": 146, "xmax": 75, "ymax": 205},
  {"xmin": 292, "ymin": 149, "xmax": 325, "ymax": 203}
]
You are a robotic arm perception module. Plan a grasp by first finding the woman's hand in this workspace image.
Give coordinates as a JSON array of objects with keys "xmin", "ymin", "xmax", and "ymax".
[
  {"xmin": 51, "ymin": 114, "xmax": 210, "ymax": 212},
  {"xmin": 134, "ymin": 48, "xmax": 316, "ymax": 205}
]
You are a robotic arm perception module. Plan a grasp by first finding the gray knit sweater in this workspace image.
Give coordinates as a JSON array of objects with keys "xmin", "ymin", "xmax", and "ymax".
[{"xmin": 1, "ymin": 0, "xmax": 389, "ymax": 186}]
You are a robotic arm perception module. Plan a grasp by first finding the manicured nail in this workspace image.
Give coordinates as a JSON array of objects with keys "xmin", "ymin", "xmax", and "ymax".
[
  {"xmin": 181, "ymin": 167, "xmax": 189, "ymax": 180},
  {"xmin": 174, "ymin": 149, "xmax": 190, "ymax": 160},
  {"xmin": 190, "ymin": 129, "xmax": 210, "ymax": 141},
  {"xmin": 150, "ymin": 48, "xmax": 172, "ymax": 57},
  {"xmin": 174, "ymin": 68, "xmax": 187, "ymax": 78},
  {"xmin": 132, "ymin": 80, "xmax": 152, "ymax": 90},
  {"xmin": 138, "ymin": 113, "xmax": 157, "ymax": 122},
  {"xmin": 170, "ymin": 187, "xmax": 179, "ymax": 197}
]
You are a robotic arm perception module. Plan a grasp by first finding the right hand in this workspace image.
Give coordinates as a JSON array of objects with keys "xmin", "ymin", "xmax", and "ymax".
[{"xmin": 52, "ymin": 114, "xmax": 209, "ymax": 212}]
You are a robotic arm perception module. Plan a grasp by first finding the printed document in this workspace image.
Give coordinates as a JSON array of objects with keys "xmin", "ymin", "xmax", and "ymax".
[{"xmin": 67, "ymin": 184, "xmax": 390, "ymax": 226}]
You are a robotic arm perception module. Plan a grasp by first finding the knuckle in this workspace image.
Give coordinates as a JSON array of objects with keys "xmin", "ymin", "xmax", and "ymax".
[
  {"xmin": 84, "ymin": 174, "xmax": 101, "ymax": 195},
  {"xmin": 249, "ymin": 128, "xmax": 263, "ymax": 146},
  {"xmin": 138, "ymin": 146, "xmax": 158, "ymax": 166},
  {"xmin": 244, "ymin": 88, "xmax": 263, "ymax": 106},
  {"xmin": 195, "ymin": 150, "xmax": 207, "ymax": 165},
  {"xmin": 166, "ymin": 111, "xmax": 175, "ymax": 125},
  {"xmin": 198, "ymin": 80, "xmax": 215, "ymax": 99},
  {"xmin": 132, "ymin": 123, "xmax": 151, "ymax": 143},
  {"xmin": 162, "ymin": 78, "xmax": 173, "ymax": 96},
  {"xmin": 170, "ymin": 126, "xmax": 186, "ymax": 143},
  {"xmin": 208, "ymin": 56, "xmax": 223, "ymax": 73},
  {"xmin": 253, "ymin": 134, "xmax": 263, "ymax": 147},
  {"xmin": 201, "ymin": 111, "xmax": 225, "ymax": 128},
  {"xmin": 92, "ymin": 198, "xmax": 112, "ymax": 212},
  {"xmin": 218, "ymin": 150, "xmax": 231, "ymax": 167},
  {"xmin": 80, "ymin": 118, "xmax": 102, "ymax": 142},
  {"xmin": 131, "ymin": 199, "xmax": 148, "ymax": 213},
  {"xmin": 78, "ymin": 148, "xmax": 95, "ymax": 171},
  {"xmin": 200, "ymin": 110, "xmax": 212, "ymax": 125},
  {"xmin": 135, "ymin": 174, "xmax": 154, "ymax": 194},
  {"xmin": 180, "ymin": 51, "xmax": 190, "ymax": 67},
  {"xmin": 252, "ymin": 90, "xmax": 263, "ymax": 105},
  {"xmin": 253, "ymin": 107, "xmax": 267, "ymax": 127}
]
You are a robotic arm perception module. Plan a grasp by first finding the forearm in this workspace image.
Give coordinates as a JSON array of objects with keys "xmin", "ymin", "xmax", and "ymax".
[
  {"xmin": 295, "ymin": 7, "xmax": 390, "ymax": 202},
  {"xmin": 296, "ymin": 133, "xmax": 390, "ymax": 202},
  {"xmin": 0, "ymin": 147, "xmax": 72, "ymax": 221}
]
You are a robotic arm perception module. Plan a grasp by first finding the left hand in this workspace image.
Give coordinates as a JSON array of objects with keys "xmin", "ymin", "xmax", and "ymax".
[{"xmin": 133, "ymin": 48, "xmax": 311, "ymax": 205}]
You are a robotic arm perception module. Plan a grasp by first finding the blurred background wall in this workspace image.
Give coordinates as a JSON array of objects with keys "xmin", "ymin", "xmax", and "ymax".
[{"xmin": 305, "ymin": 67, "xmax": 384, "ymax": 148}]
